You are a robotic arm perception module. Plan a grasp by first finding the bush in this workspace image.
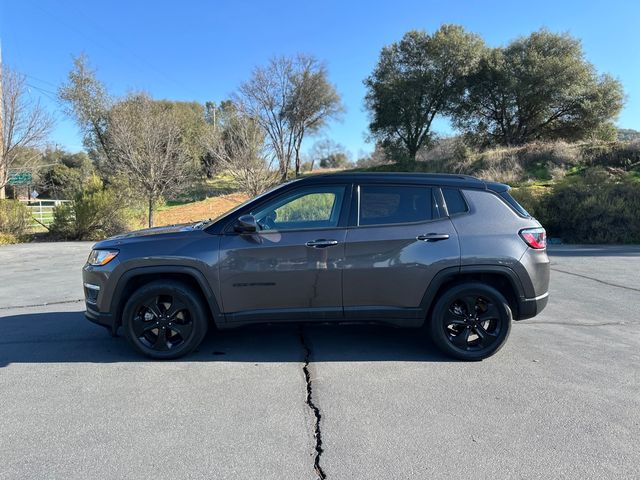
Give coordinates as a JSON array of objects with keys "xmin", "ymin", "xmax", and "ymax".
[
  {"xmin": 0, "ymin": 200, "xmax": 31, "ymax": 237},
  {"xmin": 0, "ymin": 232, "xmax": 20, "ymax": 245},
  {"xmin": 513, "ymin": 170, "xmax": 640, "ymax": 243},
  {"xmin": 579, "ymin": 141, "xmax": 640, "ymax": 170},
  {"xmin": 50, "ymin": 175, "xmax": 129, "ymax": 240},
  {"xmin": 38, "ymin": 164, "xmax": 84, "ymax": 199}
]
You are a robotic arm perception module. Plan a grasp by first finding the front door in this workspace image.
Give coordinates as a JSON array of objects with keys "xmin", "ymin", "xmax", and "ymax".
[
  {"xmin": 343, "ymin": 184, "xmax": 460, "ymax": 321},
  {"xmin": 219, "ymin": 184, "xmax": 349, "ymax": 323}
]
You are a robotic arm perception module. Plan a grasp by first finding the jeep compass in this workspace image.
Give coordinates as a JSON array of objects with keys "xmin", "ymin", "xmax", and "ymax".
[{"xmin": 82, "ymin": 173, "xmax": 549, "ymax": 360}]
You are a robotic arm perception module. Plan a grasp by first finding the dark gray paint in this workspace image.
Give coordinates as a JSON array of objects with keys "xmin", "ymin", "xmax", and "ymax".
[{"xmin": 82, "ymin": 173, "xmax": 550, "ymax": 332}]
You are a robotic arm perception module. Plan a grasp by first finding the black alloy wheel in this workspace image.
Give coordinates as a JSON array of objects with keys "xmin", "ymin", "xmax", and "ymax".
[
  {"xmin": 122, "ymin": 281, "xmax": 208, "ymax": 359},
  {"xmin": 430, "ymin": 283, "xmax": 511, "ymax": 360},
  {"xmin": 132, "ymin": 294, "xmax": 193, "ymax": 352}
]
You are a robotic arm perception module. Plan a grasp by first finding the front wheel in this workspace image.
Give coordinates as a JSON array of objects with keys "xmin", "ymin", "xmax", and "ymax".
[
  {"xmin": 430, "ymin": 283, "xmax": 512, "ymax": 361},
  {"xmin": 122, "ymin": 281, "xmax": 209, "ymax": 359}
]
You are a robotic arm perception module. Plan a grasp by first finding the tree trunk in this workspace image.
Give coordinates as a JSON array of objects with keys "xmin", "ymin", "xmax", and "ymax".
[
  {"xmin": 148, "ymin": 197, "xmax": 154, "ymax": 228},
  {"xmin": 294, "ymin": 148, "xmax": 301, "ymax": 177},
  {"xmin": 406, "ymin": 144, "xmax": 419, "ymax": 164}
]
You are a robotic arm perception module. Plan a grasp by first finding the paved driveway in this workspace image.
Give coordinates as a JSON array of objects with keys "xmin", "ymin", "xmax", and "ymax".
[{"xmin": 0, "ymin": 243, "xmax": 638, "ymax": 479}]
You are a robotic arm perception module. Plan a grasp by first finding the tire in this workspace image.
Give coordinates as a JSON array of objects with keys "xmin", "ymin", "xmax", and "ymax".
[
  {"xmin": 429, "ymin": 282, "xmax": 512, "ymax": 361},
  {"xmin": 122, "ymin": 280, "xmax": 209, "ymax": 359}
]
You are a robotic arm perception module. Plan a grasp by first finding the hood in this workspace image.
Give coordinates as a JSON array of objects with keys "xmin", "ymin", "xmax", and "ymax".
[
  {"xmin": 93, "ymin": 222, "xmax": 203, "ymax": 249},
  {"xmin": 111, "ymin": 223, "xmax": 197, "ymax": 239}
]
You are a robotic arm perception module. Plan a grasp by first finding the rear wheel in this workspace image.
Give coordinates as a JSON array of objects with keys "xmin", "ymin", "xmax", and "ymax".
[
  {"xmin": 430, "ymin": 283, "xmax": 511, "ymax": 361},
  {"xmin": 122, "ymin": 281, "xmax": 208, "ymax": 359}
]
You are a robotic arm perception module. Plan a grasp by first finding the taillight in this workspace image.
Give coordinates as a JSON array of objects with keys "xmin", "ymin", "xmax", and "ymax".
[{"xmin": 519, "ymin": 227, "xmax": 546, "ymax": 249}]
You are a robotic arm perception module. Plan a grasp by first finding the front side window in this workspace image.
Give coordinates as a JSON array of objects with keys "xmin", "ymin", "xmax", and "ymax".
[
  {"xmin": 358, "ymin": 185, "xmax": 433, "ymax": 226},
  {"xmin": 251, "ymin": 186, "xmax": 345, "ymax": 231}
]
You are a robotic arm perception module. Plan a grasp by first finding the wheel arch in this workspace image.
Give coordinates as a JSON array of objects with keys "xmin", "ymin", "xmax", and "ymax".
[
  {"xmin": 421, "ymin": 265, "xmax": 526, "ymax": 322},
  {"xmin": 110, "ymin": 266, "xmax": 223, "ymax": 331}
]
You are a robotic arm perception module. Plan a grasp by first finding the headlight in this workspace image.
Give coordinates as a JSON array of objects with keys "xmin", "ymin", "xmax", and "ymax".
[{"xmin": 87, "ymin": 249, "xmax": 119, "ymax": 266}]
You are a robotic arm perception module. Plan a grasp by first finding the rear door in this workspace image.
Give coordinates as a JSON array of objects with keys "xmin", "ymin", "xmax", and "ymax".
[{"xmin": 343, "ymin": 184, "xmax": 460, "ymax": 321}]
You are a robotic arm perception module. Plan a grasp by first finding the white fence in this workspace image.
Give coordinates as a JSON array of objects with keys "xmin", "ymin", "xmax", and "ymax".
[{"xmin": 18, "ymin": 199, "xmax": 71, "ymax": 228}]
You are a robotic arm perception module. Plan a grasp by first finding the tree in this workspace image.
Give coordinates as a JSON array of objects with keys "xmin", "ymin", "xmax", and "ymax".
[
  {"xmin": 310, "ymin": 139, "xmax": 351, "ymax": 169},
  {"xmin": 37, "ymin": 148, "xmax": 93, "ymax": 199},
  {"xmin": 453, "ymin": 30, "xmax": 625, "ymax": 146},
  {"xmin": 236, "ymin": 54, "xmax": 343, "ymax": 179},
  {"xmin": 105, "ymin": 94, "xmax": 194, "ymax": 227},
  {"xmin": 58, "ymin": 54, "xmax": 112, "ymax": 168},
  {"xmin": 364, "ymin": 25, "xmax": 484, "ymax": 162},
  {"xmin": 201, "ymin": 100, "xmax": 235, "ymax": 178},
  {"xmin": 202, "ymin": 104, "xmax": 277, "ymax": 196},
  {"xmin": 60, "ymin": 56, "xmax": 196, "ymax": 226},
  {"xmin": 157, "ymin": 100, "xmax": 211, "ymax": 171},
  {"xmin": 618, "ymin": 128, "xmax": 640, "ymax": 142},
  {"xmin": 284, "ymin": 57, "xmax": 343, "ymax": 175},
  {"xmin": 1, "ymin": 66, "xmax": 54, "ymax": 198}
]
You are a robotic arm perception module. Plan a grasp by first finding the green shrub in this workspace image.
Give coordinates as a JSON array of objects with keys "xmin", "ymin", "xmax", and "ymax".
[
  {"xmin": 38, "ymin": 164, "xmax": 84, "ymax": 199},
  {"xmin": 509, "ymin": 186, "xmax": 547, "ymax": 221},
  {"xmin": 518, "ymin": 170, "xmax": 640, "ymax": 243},
  {"xmin": 580, "ymin": 141, "xmax": 640, "ymax": 170},
  {"xmin": 50, "ymin": 175, "xmax": 129, "ymax": 240},
  {"xmin": 0, "ymin": 200, "xmax": 31, "ymax": 237}
]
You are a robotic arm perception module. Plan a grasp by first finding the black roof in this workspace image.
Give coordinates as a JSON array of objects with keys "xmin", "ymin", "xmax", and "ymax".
[{"xmin": 292, "ymin": 172, "xmax": 508, "ymax": 191}]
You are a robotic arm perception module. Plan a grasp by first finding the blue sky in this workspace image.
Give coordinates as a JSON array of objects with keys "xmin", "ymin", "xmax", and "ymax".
[{"xmin": 1, "ymin": 0, "xmax": 639, "ymax": 157}]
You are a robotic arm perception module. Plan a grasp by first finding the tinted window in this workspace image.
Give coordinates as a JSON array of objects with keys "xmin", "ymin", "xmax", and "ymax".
[
  {"xmin": 359, "ymin": 185, "xmax": 432, "ymax": 226},
  {"xmin": 252, "ymin": 186, "xmax": 345, "ymax": 231},
  {"xmin": 499, "ymin": 191, "xmax": 531, "ymax": 217},
  {"xmin": 442, "ymin": 188, "xmax": 469, "ymax": 215}
]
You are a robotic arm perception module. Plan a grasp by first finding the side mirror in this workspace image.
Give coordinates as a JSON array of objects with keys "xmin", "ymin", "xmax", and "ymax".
[{"xmin": 234, "ymin": 214, "xmax": 258, "ymax": 233}]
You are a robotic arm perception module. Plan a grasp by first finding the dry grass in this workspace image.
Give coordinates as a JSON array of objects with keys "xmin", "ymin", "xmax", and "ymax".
[
  {"xmin": 155, "ymin": 193, "xmax": 248, "ymax": 226},
  {"xmin": 0, "ymin": 233, "xmax": 20, "ymax": 245}
]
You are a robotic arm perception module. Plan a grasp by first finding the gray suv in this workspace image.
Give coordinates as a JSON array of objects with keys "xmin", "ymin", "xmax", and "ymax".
[{"xmin": 83, "ymin": 173, "xmax": 549, "ymax": 361}]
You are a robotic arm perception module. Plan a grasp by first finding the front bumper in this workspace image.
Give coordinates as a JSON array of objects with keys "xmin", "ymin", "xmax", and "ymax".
[
  {"xmin": 85, "ymin": 303, "xmax": 117, "ymax": 334},
  {"xmin": 517, "ymin": 291, "xmax": 549, "ymax": 320},
  {"xmin": 83, "ymin": 264, "xmax": 119, "ymax": 335}
]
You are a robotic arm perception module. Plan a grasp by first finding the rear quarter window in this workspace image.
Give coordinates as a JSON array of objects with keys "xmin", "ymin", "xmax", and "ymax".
[
  {"xmin": 442, "ymin": 188, "xmax": 469, "ymax": 215},
  {"xmin": 499, "ymin": 191, "xmax": 531, "ymax": 217}
]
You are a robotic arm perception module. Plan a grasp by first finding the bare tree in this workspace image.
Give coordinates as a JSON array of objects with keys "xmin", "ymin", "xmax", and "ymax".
[
  {"xmin": 284, "ymin": 56, "xmax": 343, "ymax": 175},
  {"xmin": 1, "ymin": 67, "xmax": 54, "ymax": 198},
  {"xmin": 203, "ymin": 107, "xmax": 277, "ymax": 196},
  {"xmin": 106, "ymin": 94, "xmax": 193, "ymax": 227},
  {"xmin": 235, "ymin": 54, "xmax": 343, "ymax": 180}
]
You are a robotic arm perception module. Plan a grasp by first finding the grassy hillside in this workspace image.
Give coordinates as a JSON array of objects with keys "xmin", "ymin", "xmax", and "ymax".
[
  {"xmin": 355, "ymin": 140, "xmax": 640, "ymax": 186},
  {"xmin": 357, "ymin": 140, "xmax": 640, "ymax": 243}
]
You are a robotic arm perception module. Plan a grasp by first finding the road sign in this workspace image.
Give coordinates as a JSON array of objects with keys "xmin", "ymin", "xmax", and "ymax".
[{"xmin": 8, "ymin": 172, "xmax": 32, "ymax": 185}]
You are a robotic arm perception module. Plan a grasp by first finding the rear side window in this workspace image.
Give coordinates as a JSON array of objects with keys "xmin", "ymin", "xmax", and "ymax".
[
  {"xmin": 442, "ymin": 188, "xmax": 469, "ymax": 215},
  {"xmin": 359, "ymin": 185, "xmax": 433, "ymax": 226}
]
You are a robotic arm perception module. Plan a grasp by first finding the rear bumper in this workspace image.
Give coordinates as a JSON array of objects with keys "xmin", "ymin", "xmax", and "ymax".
[{"xmin": 516, "ymin": 292, "xmax": 549, "ymax": 320}]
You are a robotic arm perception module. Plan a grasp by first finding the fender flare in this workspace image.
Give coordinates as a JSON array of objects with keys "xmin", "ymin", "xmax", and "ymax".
[
  {"xmin": 420, "ymin": 264, "xmax": 527, "ymax": 316},
  {"xmin": 109, "ymin": 265, "xmax": 224, "ymax": 327}
]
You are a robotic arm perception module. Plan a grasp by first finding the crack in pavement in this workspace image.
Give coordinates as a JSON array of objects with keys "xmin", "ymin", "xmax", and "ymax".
[
  {"xmin": 550, "ymin": 267, "xmax": 640, "ymax": 293},
  {"xmin": 299, "ymin": 326, "xmax": 326, "ymax": 480},
  {"xmin": 0, "ymin": 299, "xmax": 84, "ymax": 311}
]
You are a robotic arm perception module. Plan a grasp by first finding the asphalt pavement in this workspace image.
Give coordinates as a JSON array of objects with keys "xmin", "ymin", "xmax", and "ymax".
[{"xmin": 0, "ymin": 242, "xmax": 638, "ymax": 479}]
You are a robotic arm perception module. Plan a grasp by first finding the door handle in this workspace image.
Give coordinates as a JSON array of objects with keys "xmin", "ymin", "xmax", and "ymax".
[
  {"xmin": 305, "ymin": 239, "xmax": 339, "ymax": 248},
  {"xmin": 417, "ymin": 233, "xmax": 450, "ymax": 242}
]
